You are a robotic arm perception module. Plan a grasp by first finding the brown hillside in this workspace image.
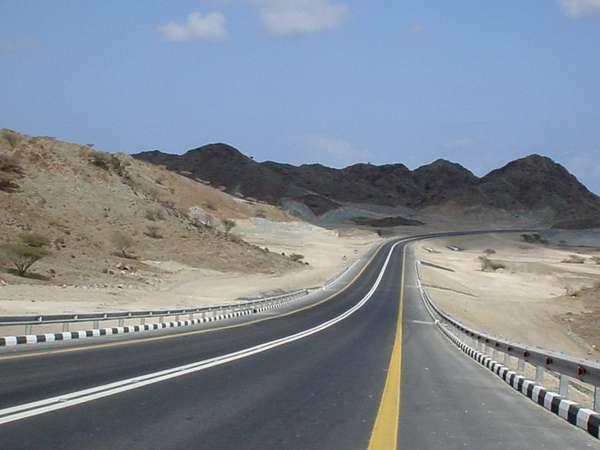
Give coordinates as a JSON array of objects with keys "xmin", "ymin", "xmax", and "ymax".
[{"xmin": 0, "ymin": 129, "xmax": 295, "ymax": 287}]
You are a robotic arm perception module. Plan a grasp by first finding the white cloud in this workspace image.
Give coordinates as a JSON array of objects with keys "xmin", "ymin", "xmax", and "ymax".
[
  {"xmin": 559, "ymin": 0, "xmax": 600, "ymax": 18},
  {"xmin": 158, "ymin": 12, "xmax": 228, "ymax": 43},
  {"xmin": 253, "ymin": 0, "xmax": 349, "ymax": 37},
  {"xmin": 296, "ymin": 134, "xmax": 372, "ymax": 167}
]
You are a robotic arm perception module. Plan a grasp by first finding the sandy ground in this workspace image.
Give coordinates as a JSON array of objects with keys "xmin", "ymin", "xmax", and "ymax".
[
  {"xmin": 0, "ymin": 220, "xmax": 380, "ymax": 315},
  {"xmin": 414, "ymin": 232, "xmax": 600, "ymax": 359}
]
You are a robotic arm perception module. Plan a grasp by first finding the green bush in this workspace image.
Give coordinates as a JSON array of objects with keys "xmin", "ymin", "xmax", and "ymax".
[
  {"xmin": 1, "ymin": 233, "xmax": 51, "ymax": 276},
  {"xmin": 222, "ymin": 219, "xmax": 236, "ymax": 234}
]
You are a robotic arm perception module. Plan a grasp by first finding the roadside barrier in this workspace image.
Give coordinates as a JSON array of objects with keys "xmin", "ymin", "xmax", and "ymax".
[
  {"xmin": 0, "ymin": 289, "xmax": 308, "ymax": 347},
  {"xmin": 416, "ymin": 260, "xmax": 600, "ymax": 439}
]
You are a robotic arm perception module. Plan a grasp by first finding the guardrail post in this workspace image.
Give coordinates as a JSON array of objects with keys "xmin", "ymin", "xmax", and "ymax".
[
  {"xmin": 595, "ymin": 387, "xmax": 600, "ymax": 413},
  {"xmin": 188, "ymin": 313, "xmax": 193, "ymax": 320},
  {"xmin": 118, "ymin": 319, "xmax": 124, "ymax": 327},
  {"xmin": 504, "ymin": 351, "xmax": 510, "ymax": 365},
  {"xmin": 93, "ymin": 320, "xmax": 99, "ymax": 329},
  {"xmin": 159, "ymin": 316, "xmax": 164, "ymax": 324},
  {"xmin": 175, "ymin": 315, "xmax": 180, "ymax": 322},
  {"xmin": 62, "ymin": 322, "xmax": 70, "ymax": 332},
  {"xmin": 535, "ymin": 365, "xmax": 545, "ymax": 385},
  {"xmin": 517, "ymin": 358, "xmax": 525, "ymax": 374},
  {"xmin": 559, "ymin": 374, "xmax": 569, "ymax": 397},
  {"xmin": 140, "ymin": 317, "xmax": 145, "ymax": 325},
  {"xmin": 24, "ymin": 324, "xmax": 32, "ymax": 335}
]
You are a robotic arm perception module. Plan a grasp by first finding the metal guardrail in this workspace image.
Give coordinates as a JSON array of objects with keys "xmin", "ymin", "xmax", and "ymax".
[
  {"xmin": 0, "ymin": 237, "xmax": 387, "ymax": 338},
  {"xmin": 0, "ymin": 289, "xmax": 309, "ymax": 335},
  {"xmin": 416, "ymin": 260, "xmax": 600, "ymax": 411}
]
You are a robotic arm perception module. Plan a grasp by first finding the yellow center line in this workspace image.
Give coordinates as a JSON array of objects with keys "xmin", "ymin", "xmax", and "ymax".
[
  {"xmin": 0, "ymin": 241, "xmax": 388, "ymax": 362},
  {"xmin": 368, "ymin": 246, "xmax": 406, "ymax": 450}
]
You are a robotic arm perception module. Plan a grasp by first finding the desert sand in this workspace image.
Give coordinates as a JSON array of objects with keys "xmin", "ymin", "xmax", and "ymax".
[
  {"xmin": 414, "ymin": 232, "xmax": 600, "ymax": 359},
  {"xmin": 0, "ymin": 220, "xmax": 380, "ymax": 315}
]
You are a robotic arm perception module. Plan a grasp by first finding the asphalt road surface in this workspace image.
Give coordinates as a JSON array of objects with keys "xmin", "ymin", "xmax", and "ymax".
[{"xmin": 0, "ymin": 237, "xmax": 597, "ymax": 449}]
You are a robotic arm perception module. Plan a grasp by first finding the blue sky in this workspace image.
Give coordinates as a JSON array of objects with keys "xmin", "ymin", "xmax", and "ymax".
[{"xmin": 1, "ymin": 0, "xmax": 600, "ymax": 192}]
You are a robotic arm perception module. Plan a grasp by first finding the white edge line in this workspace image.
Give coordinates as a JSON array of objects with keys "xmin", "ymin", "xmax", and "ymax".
[{"xmin": 0, "ymin": 240, "xmax": 405, "ymax": 425}]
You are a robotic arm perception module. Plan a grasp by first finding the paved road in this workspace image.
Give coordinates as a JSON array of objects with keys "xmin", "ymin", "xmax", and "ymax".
[{"xmin": 0, "ymin": 238, "xmax": 597, "ymax": 449}]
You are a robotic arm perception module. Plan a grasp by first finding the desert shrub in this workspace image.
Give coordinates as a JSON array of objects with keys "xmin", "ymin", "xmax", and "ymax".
[
  {"xmin": 521, "ymin": 233, "xmax": 548, "ymax": 245},
  {"xmin": 479, "ymin": 256, "xmax": 505, "ymax": 272},
  {"xmin": 160, "ymin": 199, "xmax": 176, "ymax": 210},
  {"xmin": 0, "ymin": 154, "xmax": 24, "ymax": 174},
  {"xmin": 89, "ymin": 151, "xmax": 127, "ymax": 176},
  {"xmin": 90, "ymin": 151, "xmax": 112, "ymax": 170},
  {"xmin": 222, "ymin": 219, "xmax": 236, "ymax": 234},
  {"xmin": 483, "ymin": 249, "xmax": 496, "ymax": 256},
  {"xmin": 0, "ymin": 173, "xmax": 20, "ymax": 192},
  {"xmin": 565, "ymin": 285, "xmax": 578, "ymax": 297},
  {"xmin": 255, "ymin": 209, "xmax": 267, "ymax": 219},
  {"xmin": 144, "ymin": 208, "xmax": 165, "ymax": 222},
  {"xmin": 289, "ymin": 253, "xmax": 305, "ymax": 262},
  {"xmin": 562, "ymin": 254, "xmax": 585, "ymax": 264},
  {"xmin": 111, "ymin": 231, "xmax": 135, "ymax": 258},
  {"xmin": 0, "ymin": 233, "xmax": 51, "ymax": 276},
  {"xmin": 145, "ymin": 186, "xmax": 160, "ymax": 201},
  {"xmin": 145, "ymin": 225, "xmax": 163, "ymax": 239},
  {"xmin": 1, "ymin": 130, "xmax": 19, "ymax": 149},
  {"xmin": 592, "ymin": 256, "xmax": 600, "ymax": 265}
]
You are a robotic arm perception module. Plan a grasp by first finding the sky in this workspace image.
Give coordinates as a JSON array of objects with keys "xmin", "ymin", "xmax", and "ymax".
[{"xmin": 1, "ymin": 0, "xmax": 600, "ymax": 192}]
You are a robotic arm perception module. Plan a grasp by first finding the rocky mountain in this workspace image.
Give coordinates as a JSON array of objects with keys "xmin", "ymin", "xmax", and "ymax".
[{"xmin": 134, "ymin": 145, "xmax": 600, "ymax": 228}]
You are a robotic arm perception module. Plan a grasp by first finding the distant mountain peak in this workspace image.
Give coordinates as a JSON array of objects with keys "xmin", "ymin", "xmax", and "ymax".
[
  {"xmin": 185, "ymin": 143, "xmax": 250, "ymax": 161},
  {"xmin": 133, "ymin": 143, "xmax": 600, "ymax": 227}
]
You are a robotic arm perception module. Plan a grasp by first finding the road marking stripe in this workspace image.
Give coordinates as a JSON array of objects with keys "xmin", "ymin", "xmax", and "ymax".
[
  {"xmin": 368, "ymin": 248, "xmax": 406, "ymax": 450},
  {"xmin": 0, "ymin": 242, "xmax": 404, "ymax": 425},
  {"xmin": 410, "ymin": 320, "xmax": 433, "ymax": 325},
  {"xmin": 0, "ymin": 241, "xmax": 389, "ymax": 362}
]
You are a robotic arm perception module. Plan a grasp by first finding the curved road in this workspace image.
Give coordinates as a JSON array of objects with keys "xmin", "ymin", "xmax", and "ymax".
[{"xmin": 0, "ymin": 237, "xmax": 597, "ymax": 449}]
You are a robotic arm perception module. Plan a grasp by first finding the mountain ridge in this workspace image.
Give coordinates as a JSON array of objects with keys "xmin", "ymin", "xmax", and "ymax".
[{"xmin": 134, "ymin": 145, "xmax": 600, "ymax": 228}]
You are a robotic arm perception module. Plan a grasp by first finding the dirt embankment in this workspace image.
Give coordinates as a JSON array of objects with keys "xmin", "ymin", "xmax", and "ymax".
[
  {"xmin": 415, "ymin": 232, "xmax": 600, "ymax": 359},
  {"xmin": 0, "ymin": 129, "xmax": 381, "ymax": 314}
]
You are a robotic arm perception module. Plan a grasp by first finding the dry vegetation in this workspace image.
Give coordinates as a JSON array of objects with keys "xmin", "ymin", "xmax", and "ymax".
[
  {"xmin": 416, "ymin": 233, "xmax": 600, "ymax": 358},
  {"xmin": 0, "ymin": 129, "xmax": 296, "ymax": 289}
]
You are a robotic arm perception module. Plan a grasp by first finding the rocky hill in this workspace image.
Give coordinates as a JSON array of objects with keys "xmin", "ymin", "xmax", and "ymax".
[
  {"xmin": 0, "ymin": 130, "xmax": 296, "ymax": 288},
  {"xmin": 134, "ymin": 145, "xmax": 600, "ymax": 228}
]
